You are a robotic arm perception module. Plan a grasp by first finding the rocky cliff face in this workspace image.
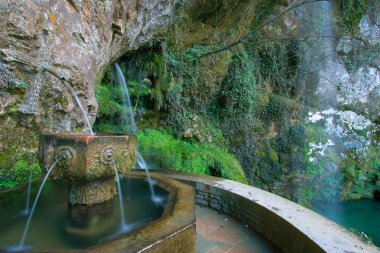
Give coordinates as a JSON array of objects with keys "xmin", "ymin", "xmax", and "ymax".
[
  {"xmin": 95, "ymin": 0, "xmax": 379, "ymax": 203},
  {"xmin": 1, "ymin": 0, "xmax": 379, "ymax": 202},
  {"xmin": 0, "ymin": 0, "xmax": 174, "ymax": 167}
]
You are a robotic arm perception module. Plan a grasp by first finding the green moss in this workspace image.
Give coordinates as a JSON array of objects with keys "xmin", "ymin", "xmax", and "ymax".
[
  {"xmin": 8, "ymin": 103, "xmax": 20, "ymax": 114},
  {"xmin": 0, "ymin": 152, "xmax": 42, "ymax": 189},
  {"xmin": 218, "ymin": 50, "xmax": 256, "ymax": 118},
  {"xmin": 72, "ymin": 32, "xmax": 83, "ymax": 44},
  {"xmin": 341, "ymin": 147, "xmax": 380, "ymax": 200},
  {"xmin": 337, "ymin": 0, "xmax": 371, "ymax": 30},
  {"xmin": 263, "ymin": 94, "xmax": 298, "ymax": 123},
  {"xmin": 305, "ymin": 124, "xmax": 328, "ymax": 143},
  {"xmin": 138, "ymin": 129, "xmax": 247, "ymax": 184},
  {"xmin": 96, "ymin": 83, "xmax": 121, "ymax": 117},
  {"xmin": 17, "ymin": 81, "xmax": 28, "ymax": 90},
  {"xmin": 268, "ymin": 148, "xmax": 279, "ymax": 164},
  {"xmin": 252, "ymin": 0, "xmax": 287, "ymax": 28}
]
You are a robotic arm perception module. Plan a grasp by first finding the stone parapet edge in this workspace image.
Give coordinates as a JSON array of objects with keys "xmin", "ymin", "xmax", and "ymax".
[{"xmin": 160, "ymin": 171, "xmax": 379, "ymax": 253}]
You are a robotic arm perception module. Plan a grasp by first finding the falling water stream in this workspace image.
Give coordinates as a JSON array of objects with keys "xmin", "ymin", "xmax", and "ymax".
[
  {"xmin": 62, "ymin": 81, "xmax": 94, "ymax": 136},
  {"xmin": 13, "ymin": 170, "xmax": 33, "ymax": 218},
  {"xmin": 112, "ymin": 162, "xmax": 129, "ymax": 232},
  {"xmin": 11, "ymin": 159, "xmax": 60, "ymax": 251},
  {"xmin": 114, "ymin": 63, "xmax": 160, "ymax": 204},
  {"xmin": 299, "ymin": 0, "xmax": 338, "ymax": 109},
  {"xmin": 42, "ymin": 66, "xmax": 94, "ymax": 136},
  {"xmin": 23, "ymin": 170, "xmax": 33, "ymax": 216},
  {"xmin": 2, "ymin": 64, "xmax": 162, "ymax": 251},
  {"xmin": 136, "ymin": 153, "xmax": 162, "ymax": 205},
  {"xmin": 115, "ymin": 64, "xmax": 137, "ymax": 134}
]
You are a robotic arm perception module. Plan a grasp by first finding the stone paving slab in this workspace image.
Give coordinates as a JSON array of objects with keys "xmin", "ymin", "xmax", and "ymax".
[{"xmin": 196, "ymin": 204, "xmax": 278, "ymax": 253}]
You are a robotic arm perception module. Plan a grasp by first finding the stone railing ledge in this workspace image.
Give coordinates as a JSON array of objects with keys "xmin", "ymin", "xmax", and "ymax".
[{"xmin": 157, "ymin": 171, "xmax": 380, "ymax": 253}]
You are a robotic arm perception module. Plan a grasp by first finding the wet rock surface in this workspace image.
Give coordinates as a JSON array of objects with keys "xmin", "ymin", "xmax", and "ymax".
[{"xmin": 0, "ymin": 0, "xmax": 174, "ymax": 159}]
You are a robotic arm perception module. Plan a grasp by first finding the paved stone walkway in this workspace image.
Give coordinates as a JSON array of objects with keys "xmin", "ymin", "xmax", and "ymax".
[{"xmin": 196, "ymin": 204, "xmax": 279, "ymax": 253}]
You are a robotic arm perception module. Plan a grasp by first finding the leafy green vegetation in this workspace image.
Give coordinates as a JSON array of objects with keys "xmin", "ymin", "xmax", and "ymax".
[
  {"xmin": 94, "ymin": 48, "xmax": 168, "ymax": 133},
  {"xmin": 0, "ymin": 153, "xmax": 41, "ymax": 189},
  {"xmin": 92, "ymin": 0, "xmax": 379, "ymax": 207},
  {"xmin": 337, "ymin": 0, "xmax": 372, "ymax": 30},
  {"xmin": 341, "ymin": 147, "xmax": 380, "ymax": 200},
  {"xmin": 138, "ymin": 129, "xmax": 247, "ymax": 184},
  {"xmin": 218, "ymin": 51, "xmax": 256, "ymax": 118}
]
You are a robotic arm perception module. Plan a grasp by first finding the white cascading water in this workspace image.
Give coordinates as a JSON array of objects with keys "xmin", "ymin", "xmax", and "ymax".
[
  {"xmin": 294, "ymin": 0, "xmax": 344, "ymax": 204},
  {"xmin": 112, "ymin": 162, "xmax": 132, "ymax": 233},
  {"xmin": 136, "ymin": 152, "xmax": 163, "ymax": 205},
  {"xmin": 10, "ymin": 159, "xmax": 60, "ymax": 251},
  {"xmin": 63, "ymin": 80, "xmax": 94, "ymax": 136},
  {"xmin": 114, "ymin": 63, "xmax": 161, "ymax": 205},
  {"xmin": 314, "ymin": 0, "xmax": 339, "ymax": 108},
  {"xmin": 23, "ymin": 170, "xmax": 33, "ymax": 216},
  {"xmin": 114, "ymin": 63, "xmax": 137, "ymax": 134},
  {"xmin": 299, "ymin": 0, "xmax": 340, "ymax": 109}
]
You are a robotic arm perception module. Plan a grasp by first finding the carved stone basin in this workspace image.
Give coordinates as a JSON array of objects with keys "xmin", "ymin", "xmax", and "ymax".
[{"xmin": 39, "ymin": 133, "xmax": 137, "ymax": 204}]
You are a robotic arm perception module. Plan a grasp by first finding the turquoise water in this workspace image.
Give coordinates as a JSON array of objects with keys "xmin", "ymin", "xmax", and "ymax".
[{"xmin": 312, "ymin": 199, "xmax": 380, "ymax": 247}]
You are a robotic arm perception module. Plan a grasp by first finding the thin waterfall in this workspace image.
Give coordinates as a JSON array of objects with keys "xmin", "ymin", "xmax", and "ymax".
[
  {"xmin": 62, "ymin": 80, "xmax": 94, "ymax": 136},
  {"xmin": 114, "ymin": 63, "xmax": 160, "ymax": 204},
  {"xmin": 137, "ymin": 153, "xmax": 163, "ymax": 205},
  {"xmin": 293, "ymin": 0, "xmax": 343, "ymax": 203},
  {"xmin": 112, "ymin": 162, "xmax": 130, "ymax": 232},
  {"xmin": 17, "ymin": 159, "xmax": 60, "ymax": 249},
  {"xmin": 315, "ymin": 0, "xmax": 338, "ymax": 108},
  {"xmin": 23, "ymin": 170, "xmax": 33, "ymax": 215},
  {"xmin": 298, "ymin": 0, "xmax": 339, "ymax": 109},
  {"xmin": 114, "ymin": 63, "xmax": 137, "ymax": 134},
  {"xmin": 42, "ymin": 66, "xmax": 94, "ymax": 135}
]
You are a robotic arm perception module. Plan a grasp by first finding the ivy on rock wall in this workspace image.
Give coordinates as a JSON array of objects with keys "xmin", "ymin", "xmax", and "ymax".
[
  {"xmin": 95, "ymin": 0, "xmax": 380, "ymax": 205},
  {"xmin": 138, "ymin": 129, "xmax": 247, "ymax": 184}
]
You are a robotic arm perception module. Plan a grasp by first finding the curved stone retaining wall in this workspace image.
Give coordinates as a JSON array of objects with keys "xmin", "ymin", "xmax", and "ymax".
[
  {"xmin": 160, "ymin": 171, "xmax": 380, "ymax": 253},
  {"xmin": 88, "ymin": 172, "xmax": 196, "ymax": 253}
]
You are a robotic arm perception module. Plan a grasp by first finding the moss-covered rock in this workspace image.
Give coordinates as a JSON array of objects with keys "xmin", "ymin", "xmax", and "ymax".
[{"xmin": 138, "ymin": 129, "xmax": 247, "ymax": 184}]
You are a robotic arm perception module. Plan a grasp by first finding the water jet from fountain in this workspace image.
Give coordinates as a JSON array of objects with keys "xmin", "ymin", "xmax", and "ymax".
[
  {"xmin": 62, "ymin": 80, "xmax": 94, "ymax": 136},
  {"xmin": 137, "ymin": 153, "xmax": 163, "ymax": 206},
  {"xmin": 114, "ymin": 63, "xmax": 160, "ymax": 204},
  {"xmin": 13, "ymin": 170, "xmax": 33, "ymax": 218},
  {"xmin": 115, "ymin": 63, "xmax": 137, "ymax": 134},
  {"xmin": 4, "ymin": 159, "xmax": 60, "ymax": 252},
  {"xmin": 42, "ymin": 66, "xmax": 94, "ymax": 136},
  {"xmin": 112, "ymin": 161, "xmax": 130, "ymax": 232},
  {"xmin": 24, "ymin": 170, "xmax": 33, "ymax": 216}
]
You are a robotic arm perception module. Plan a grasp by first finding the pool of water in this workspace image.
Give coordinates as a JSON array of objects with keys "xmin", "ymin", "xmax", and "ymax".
[
  {"xmin": 312, "ymin": 199, "xmax": 380, "ymax": 247},
  {"xmin": 0, "ymin": 178, "xmax": 168, "ymax": 250}
]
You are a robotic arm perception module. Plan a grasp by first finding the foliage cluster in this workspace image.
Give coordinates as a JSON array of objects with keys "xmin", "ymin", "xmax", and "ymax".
[
  {"xmin": 93, "ymin": 0, "xmax": 379, "ymax": 205},
  {"xmin": 1, "ymin": 99, "xmax": 39, "ymax": 190},
  {"xmin": 337, "ymin": 0, "xmax": 372, "ymax": 30},
  {"xmin": 95, "ymin": 81, "xmax": 130, "ymax": 134},
  {"xmin": 0, "ymin": 153, "xmax": 41, "ymax": 189},
  {"xmin": 138, "ymin": 129, "xmax": 247, "ymax": 184},
  {"xmin": 218, "ymin": 51, "xmax": 256, "ymax": 118},
  {"xmin": 94, "ymin": 55, "xmax": 153, "ymax": 133},
  {"xmin": 341, "ymin": 147, "xmax": 380, "ymax": 199}
]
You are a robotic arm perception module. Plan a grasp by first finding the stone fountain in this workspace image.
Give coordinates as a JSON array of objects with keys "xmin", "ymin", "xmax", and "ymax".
[
  {"xmin": 0, "ymin": 131, "xmax": 195, "ymax": 252},
  {"xmin": 32, "ymin": 131, "xmax": 195, "ymax": 253},
  {"xmin": 39, "ymin": 133, "xmax": 137, "ymax": 205},
  {"xmin": 0, "ymin": 64, "xmax": 195, "ymax": 252}
]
